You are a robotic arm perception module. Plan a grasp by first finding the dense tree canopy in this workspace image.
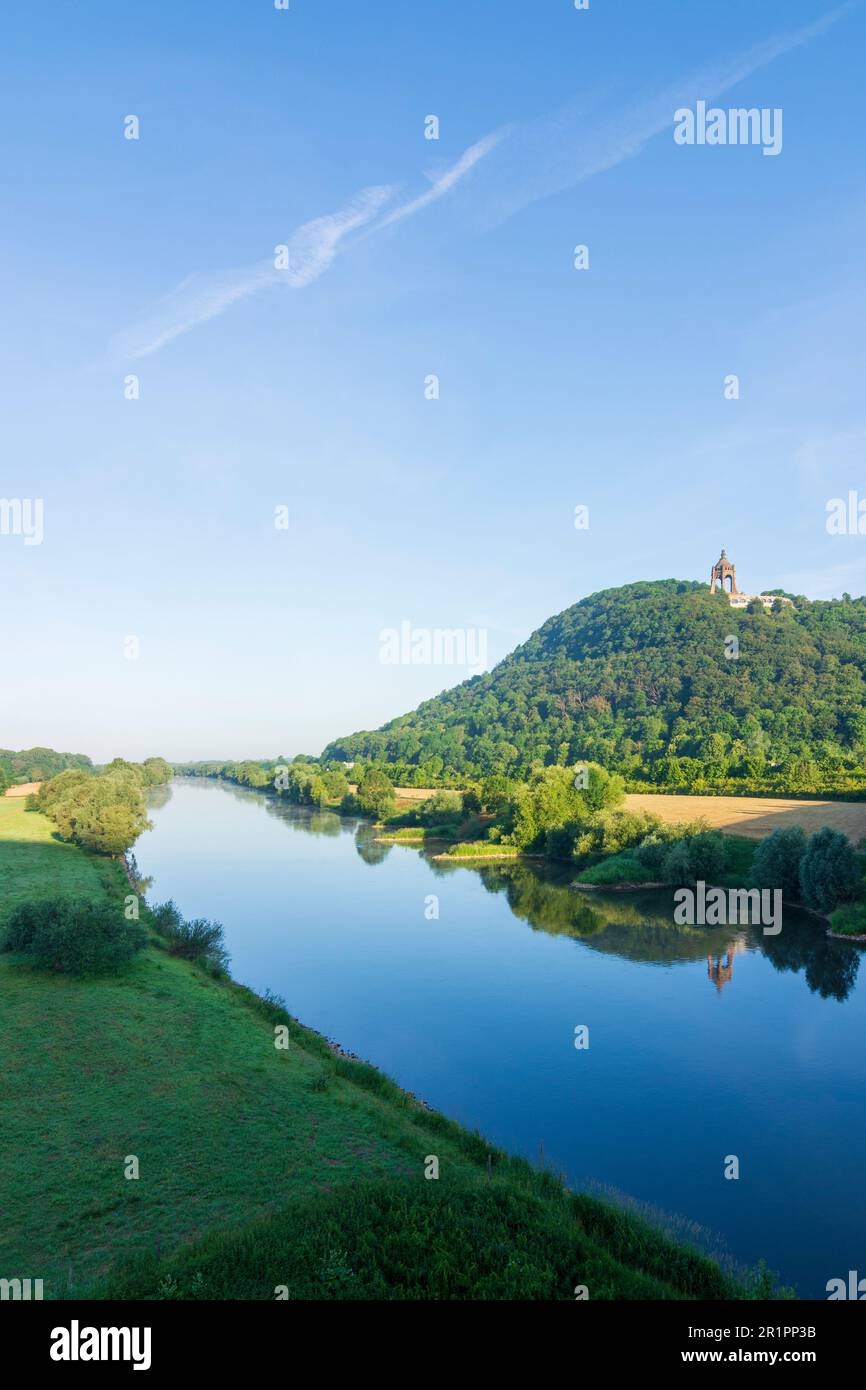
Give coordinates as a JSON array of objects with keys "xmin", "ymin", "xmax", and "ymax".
[
  {"xmin": 0, "ymin": 746, "xmax": 92, "ymax": 785},
  {"xmin": 34, "ymin": 755, "xmax": 171, "ymax": 855},
  {"xmin": 322, "ymin": 581, "xmax": 866, "ymax": 793}
]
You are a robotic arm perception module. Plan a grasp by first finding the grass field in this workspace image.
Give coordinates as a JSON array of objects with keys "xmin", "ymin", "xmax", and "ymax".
[
  {"xmin": 624, "ymin": 793, "xmax": 866, "ymax": 844},
  {"xmin": 0, "ymin": 798, "xmax": 765, "ymax": 1299},
  {"xmin": 0, "ymin": 797, "xmax": 121, "ymax": 913}
]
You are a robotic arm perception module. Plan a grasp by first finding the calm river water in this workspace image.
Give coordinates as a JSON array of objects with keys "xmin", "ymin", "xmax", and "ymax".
[{"xmin": 137, "ymin": 777, "xmax": 866, "ymax": 1298}]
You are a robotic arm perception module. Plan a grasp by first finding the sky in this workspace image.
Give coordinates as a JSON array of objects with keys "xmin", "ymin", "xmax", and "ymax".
[{"xmin": 2, "ymin": 0, "xmax": 866, "ymax": 761}]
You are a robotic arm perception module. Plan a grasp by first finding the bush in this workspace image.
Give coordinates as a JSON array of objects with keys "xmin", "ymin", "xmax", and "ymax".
[
  {"xmin": 828, "ymin": 902, "xmax": 866, "ymax": 937},
  {"xmin": 150, "ymin": 899, "xmax": 230, "ymax": 972},
  {"xmin": 545, "ymin": 824, "xmax": 579, "ymax": 862},
  {"xmin": 751, "ymin": 828, "xmax": 806, "ymax": 902},
  {"xmin": 634, "ymin": 818, "xmax": 709, "ymax": 873},
  {"xmin": 798, "ymin": 828, "xmax": 861, "ymax": 914},
  {"xmin": 662, "ymin": 832, "xmax": 728, "ymax": 886},
  {"xmin": 418, "ymin": 790, "xmax": 463, "ymax": 826},
  {"xmin": 2, "ymin": 899, "xmax": 147, "ymax": 976},
  {"xmin": 635, "ymin": 833, "xmax": 669, "ymax": 874},
  {"xmin": 577, "ymin": 852, "xmax": 646, "ymax": 884},
  {"xmin": 570, "ymin": 810, "xmax": 661, "ymax": 861}
]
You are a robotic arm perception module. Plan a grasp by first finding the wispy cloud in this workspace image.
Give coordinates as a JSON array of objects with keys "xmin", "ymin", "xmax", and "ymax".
[
  {"xmin": 109, "ymin": 3, "xmax": 851, "ymax": 361},
  {"xmin": 475, "ymin": 3, "xmax": 853, "ymax": 224},
  {"xmin": 373, "ymin": 130, "xmax": 507, "ymax": 231},
  {"xmin": 109, "ymin": 134, "xmax": 500, "ymax": 362},
  {"xmin": 109, "ymin": 184, "xmax": 393, "ymax": 361}
]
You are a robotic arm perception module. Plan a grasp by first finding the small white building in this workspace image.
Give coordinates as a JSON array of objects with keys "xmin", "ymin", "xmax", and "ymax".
[{"xmin": 709, "ymin": 549, "xmax": 793, "ymax": 609}]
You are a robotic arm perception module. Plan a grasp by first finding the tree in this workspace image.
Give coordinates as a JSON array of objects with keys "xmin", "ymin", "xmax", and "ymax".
[
  {"xmin": 662, "ymin": 833, "xmax": 728, "ymax": 886},
  {"xmin": 36, "ymin": 766, "xmax": 150, "ymax": 855},
  {"xmin": 357, "ymin": 769, "xmax": 396, "ymax": 820},
  {"xmin": 307, "ymin": 776, "xmax": 327, "ymax": 809},
  {"xmin": 322, "ymin": 769, "xmax": 349, "ymax": 801},
  {"xmin": 751, "ymin": 828, "xmax": 806, "ymax": 901},
  {"xmin": 799, "ymin": 828, "xmax": 861, "ymax": 913},
  {"xmin": 104, "ymin": 757, "xmax": 145, "ymax": 781},
  {"xmin": 141, "ymin": 757, "xmax": 172, "ymax": 786}
]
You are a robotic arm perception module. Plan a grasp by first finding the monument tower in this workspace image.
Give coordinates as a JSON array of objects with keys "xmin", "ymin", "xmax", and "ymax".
[
  {"xmin": 710, "ymin": 549, "xmax": 739, "ymax": 596},
  {"xmin": 707, "ymin": 549, "xmax": 793, "ymax": 609}
]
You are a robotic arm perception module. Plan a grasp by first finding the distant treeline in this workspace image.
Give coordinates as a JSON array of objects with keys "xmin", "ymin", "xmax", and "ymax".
[
  {"xmin": 175, "ymin": 757, "xmax": 355, "ymax": 809},
  {"xmin": 0, "ymin": 746, "xmax": 93, "ymax": 795},
  {"xmin": 34, "ymin": 757, "xmax": 172, "ymax": 856}
]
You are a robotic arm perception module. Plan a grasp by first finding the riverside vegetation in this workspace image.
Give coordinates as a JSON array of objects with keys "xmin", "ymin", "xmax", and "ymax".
[
  {"xmin": 0, "ymin": 792, "xmax": 782, "ymax": 1299},
  {"xmin": 180, "ymin": 758, "xmax": 866, "ymax": 933}
]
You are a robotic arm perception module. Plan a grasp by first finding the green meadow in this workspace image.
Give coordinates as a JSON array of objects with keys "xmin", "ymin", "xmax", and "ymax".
[{"xmin": 0, "ymin": 798, "xmax": 768, "ymax": 1299}]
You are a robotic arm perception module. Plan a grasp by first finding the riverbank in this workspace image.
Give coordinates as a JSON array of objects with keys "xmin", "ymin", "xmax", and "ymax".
[{"xmin": 0, "ymin": 796, "xmax": 762, "ymax": 1300}]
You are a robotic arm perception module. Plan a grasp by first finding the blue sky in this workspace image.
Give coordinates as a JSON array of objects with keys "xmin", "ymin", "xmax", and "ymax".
[{"xmin": 2, "ymin": 0, "xmax": 865, "ymax": 761}]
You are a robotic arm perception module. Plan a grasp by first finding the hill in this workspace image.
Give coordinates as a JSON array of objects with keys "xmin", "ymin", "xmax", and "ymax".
[{"xmin": 324, "ymin": 580, "xmax": 866, "ymax": 793}]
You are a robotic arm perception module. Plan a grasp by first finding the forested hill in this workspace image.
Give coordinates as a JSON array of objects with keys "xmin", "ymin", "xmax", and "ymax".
[{"xmin": 323, "ymin": 580, "xmax": 866, "ymax": 792}]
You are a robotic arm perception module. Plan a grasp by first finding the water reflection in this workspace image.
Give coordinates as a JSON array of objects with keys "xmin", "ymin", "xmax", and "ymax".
[
  {"xmin": 145, "ymin": 782, "xmax": 174, "ymax": 812},
  {"xmin": 169, "ymin": 782, "xmax": 861, "ymax": 1001},
  {"xmin": 430, "ymin": 858, "xmax": 861, "ymax": 1002}
]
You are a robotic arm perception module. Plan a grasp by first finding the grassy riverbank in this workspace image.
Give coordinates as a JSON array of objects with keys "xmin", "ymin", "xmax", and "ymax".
[{"xmin": 0, "ymin": 798, "xmax": 776, "ymax": 1299}]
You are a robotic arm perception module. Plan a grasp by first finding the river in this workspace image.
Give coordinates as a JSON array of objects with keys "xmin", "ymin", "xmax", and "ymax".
[{"xmin": 136, "ymin": 777, "xmax": 866, "ymax": 1298}]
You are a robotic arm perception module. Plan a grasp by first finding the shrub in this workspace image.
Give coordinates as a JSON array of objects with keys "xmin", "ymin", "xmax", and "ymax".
[
  {"xmin": 798, "ymin": 828, "xmax": 861, "ymax": 914},
  {"xmin": 828, "ymin": 903, "xmax": 866, "ymax": 937},
  {"xmin": 751, "ymin": 828, "xmax": 807, "ymax": 902},
  {"xmin": 150, "ymin": 899, "xmax": 183, "ymax": 933},
  {"xmin": 418, "ymin": 790, "xmax": 463, "ymax": 826},
  {"xmin": 150, "ymin": 899, "xmax": 230, "ymax": 972},
  {"xmin": 570, "ymin": 810, "xmax": 661, "ymax": 861},
  {"xmin": 3, "ymin": 899, "xmax": 147, "ymax": 976},
  {"xmin": 635, "ymin": 833, "xmax": 668, "ymax": 874},
  {"xmin": 545, "ymin": 824, "xmax": 579, "ymax": 862},
  {"xmin": 577, "ymin": 852, "xmax": 646, "ymax": 884},
  {"xmin": 635, "ymin": 819, "xmax": 709, "ymax": 873},
  {"xmin": 662, "ymin": 832, "xmax": 728, "ymax": 886}
]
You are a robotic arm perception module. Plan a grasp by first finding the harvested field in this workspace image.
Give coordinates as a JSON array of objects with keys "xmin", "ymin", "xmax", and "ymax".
[
  {"xmin": 3, "ymin": 782, "xmax": 41, "ymax": 798},
  {"xmin": 348, "ymin": 784, "xmax": 436, "ymax": 802},
  {"xmin": 624, "ymin": 792, "xmax": 866, "ymax": 845}
]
